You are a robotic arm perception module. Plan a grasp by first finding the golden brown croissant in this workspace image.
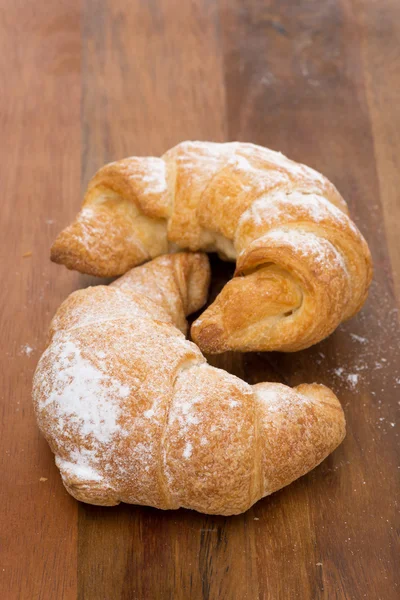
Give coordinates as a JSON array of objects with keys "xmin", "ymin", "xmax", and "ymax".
[
  {"xmin": 33, "ymin": 253, "xmax": 345, "ymax": 515},
  {"xmin": 51, "ymin": 141, "xmax": 372, "ymax": 354}
]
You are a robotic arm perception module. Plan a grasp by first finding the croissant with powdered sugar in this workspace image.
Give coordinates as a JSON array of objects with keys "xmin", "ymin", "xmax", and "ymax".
[
  {"xmin": 51, "ymin": 141, "xmax": 372, "ymax": 353},
  {"xmin": 33, "ymin": 253, "xmax": 345, "ymax": 515}
]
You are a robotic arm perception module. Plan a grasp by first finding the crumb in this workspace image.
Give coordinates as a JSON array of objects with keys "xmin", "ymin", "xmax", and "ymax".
[
  {"xmin": 333, "ymin": 368, "xmax": 359, "ymax": 389},
  {"xmin": 316, "ymin": 562, "xmax": 323, "ymax": 566},
  {"xmin": 22, "ymin": 251, "xmax": 32, "ymax": 258},
  {"xmin": 254, "ymin": 517, "xmax": 260, "ymax": 521},
  {"xmin": 39, "ymin": 477, "xmax": 48, "ymax": 482}
]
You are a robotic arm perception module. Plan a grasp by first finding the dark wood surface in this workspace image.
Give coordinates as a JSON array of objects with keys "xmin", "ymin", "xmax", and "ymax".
[{"xmin": 1, "ymin": 1, "xmax": 399, "ymax": 598}]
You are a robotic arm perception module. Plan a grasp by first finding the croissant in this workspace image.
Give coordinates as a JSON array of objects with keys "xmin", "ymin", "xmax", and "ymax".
[
  {"xmin": 51, "ymin": 141, "xmax": 372, "ymax": 354},
  {"xmin": 33, "ymin": 252, "xmax": 345, "ymax": 516}
]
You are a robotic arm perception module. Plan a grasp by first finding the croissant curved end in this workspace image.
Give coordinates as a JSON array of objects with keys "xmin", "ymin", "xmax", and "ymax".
[
  {"xmin": 51, "ymin": 193, "xmax": 169, "ymax": 277},
  {"xmin": 56, "ymin": 458, "xmax": 120, "ymax": 506},
  {"xmin": 252, "ymin": 382, "xmax": 346, "ymax": 502},
  {"xmin": 293, "ymin": 383, "xmax": 347, "ymax": 468},
  {"xmin": 50, "ymin": 208, "xmax": 146, "ymax": 277},
  {"xmin": 294, "ymin": 383, "xmax": 346, "ymax": 441}
]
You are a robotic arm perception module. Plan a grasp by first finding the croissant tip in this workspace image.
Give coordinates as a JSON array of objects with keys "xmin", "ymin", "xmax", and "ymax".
[
  {"xmin": 50, "ymin": 240, "xmax": 89, "ymax": 274},
  {"xmin": 50, "ymin": 240, "xmax": 65, "ymax": 265},
  {"xmin": 191, "ymin": 320, "xmax": 228, "ymax": 354},
  {"xmin": 50, "ymin": 237, "xmax": 75, "ymax": 269},
  {"xmin": 50, "ymin": 234, "xmax": 121, "ymax": 278},
  {"xmin": 58, "ymin": 462, "xmax": 120, "ymax": 506}
]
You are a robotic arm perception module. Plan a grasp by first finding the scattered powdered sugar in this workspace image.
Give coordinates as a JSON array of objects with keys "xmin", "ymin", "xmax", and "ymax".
[
  {"xmin": 374, "ymin": 360, "xmax": 386, "ymax": 370},
  {"xmin": 315, "ymin": 285, "xmax": 400, "ymax": 441},
  {"xmin": 332, "ymin": 368, "xmax": 360, "ymax": 390},
  {"xmin": 333, "ymin": 367, "xmax": 344, "ymax": 377},
  {"xmin": 350, "ymin": 333, "xmax": 368, "ymax": 344},
  {"xmin": 347, "ymin": 374, "xmax": 359, "ymax": 389},
  {"xmin": 21, "ymin": 344, "xmax": 34, "ymax": 356},
  {"xmin": 37, "ymin": 338, "xmax": 130, "ymax": 444}
]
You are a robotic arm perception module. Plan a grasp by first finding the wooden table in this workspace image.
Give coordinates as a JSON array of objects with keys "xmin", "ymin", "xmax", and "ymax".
[{"xmin": 1, "ymin": 1, "xmax": 399, "ymax": 598}]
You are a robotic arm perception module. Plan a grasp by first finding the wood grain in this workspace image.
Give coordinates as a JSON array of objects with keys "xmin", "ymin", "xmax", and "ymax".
[
  {"xmin": 1, "ymin": 1, "xmax": 399, "ymax": 599},
  {"xmin": 0, "ymin": 2, "xmax": 81, "ymax": 599}
]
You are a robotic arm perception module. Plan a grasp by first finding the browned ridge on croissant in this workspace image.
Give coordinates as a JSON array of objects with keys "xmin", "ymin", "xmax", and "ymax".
[
  {"xmin": 51, "ymin": 141, "xmax": 372, "ymax": 353},
  {"xmin": 33, "ymin": 253, "xmax": 345, "ymax": 515}
]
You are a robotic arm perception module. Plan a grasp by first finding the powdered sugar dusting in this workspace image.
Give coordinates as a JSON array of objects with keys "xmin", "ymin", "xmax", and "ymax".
[
  {"xmin": 247, "ymin": 190, "xmax": 347, "ymax": 229},
  {"xmin": 129, "ymin": 157, "xmax": 167, "ymax": 195},
  {"xmin": 169, "ymin": 394, "xmax": 203, "ymax": 432},
  {"xmin": 56, "ymin": 451, "xmax": 103, "ymax": 482},
  {"xmin": 347, "ymin": 373, "xmax": 359, "ymax": 388},
  {"xmin": 73, "ymin": 206, "xmax": 102, "ymax": 248},
  {"xmin": 332, "ymin": 367, "xmax": 360, "ymax": 390},
  {"xmin": 174, "ymin": 141, "xmax": 229, "ymax": 180},
  {"xmin": 265, "ymin": 228, "xmax": 349, "ymax": 277},
  {"xmin": 183, "ymin": 442, "xmax": 193, "ymax": 459},
  {"xmin": 37, "ymin": 338, "xmax": 130, "ymax": 444},
  {"xmin": 255, "ymin": 383, "xmax": 311, "ymax": 414}
]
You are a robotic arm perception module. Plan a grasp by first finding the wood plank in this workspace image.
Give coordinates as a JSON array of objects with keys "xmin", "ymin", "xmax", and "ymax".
[
  {"xmin": 355, "ymin": 0, "xmax": 400, "ymax": 300},
  {"xmin": 219, "ymin": 0, "xmax": 399, "ymax": 598},
  {"xmin": 0, "ymin": 2, "xmax": 82, "ymax": 599}
]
